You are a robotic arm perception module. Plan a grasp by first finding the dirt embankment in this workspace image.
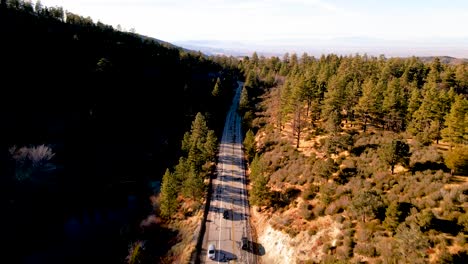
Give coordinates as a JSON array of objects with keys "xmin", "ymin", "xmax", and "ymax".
[{"xmin": 251, "ymin": 206, "xmax": 343, "ymax": 264}]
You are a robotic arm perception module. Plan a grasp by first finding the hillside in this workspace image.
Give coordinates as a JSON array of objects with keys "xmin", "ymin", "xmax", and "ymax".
[
  {"xmin": 239, "ymin": 52, "xmax": 468, "ymax": 263},
  {"xmin": 0, "ymin": 3, "xmax": 241, "ymax": 263},
  {"xmin": 418, "ymin": 56, "xmax": 468, "ymax": 65}
]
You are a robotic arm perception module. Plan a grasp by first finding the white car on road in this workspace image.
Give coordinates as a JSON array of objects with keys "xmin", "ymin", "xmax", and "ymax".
[{"xmin": 208, "ymin": 243, "xmax": 216, "ymax": 260}]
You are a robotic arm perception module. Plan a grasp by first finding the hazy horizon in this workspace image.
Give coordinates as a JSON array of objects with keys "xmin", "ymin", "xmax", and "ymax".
[
  {"xmin": 174, "ymin": 37, "xmax": 468, "ymax": 58},
  {"xmin": 38, "ymin": 0, "xmax": 468, "ymax": 58}
]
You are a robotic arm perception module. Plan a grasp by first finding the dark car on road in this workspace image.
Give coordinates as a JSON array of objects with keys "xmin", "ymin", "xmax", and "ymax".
[
  {"xmin": 241, "ymin": 237, "xmax": 248, "ymax": 250},
  {"xmin": 223, "ymin": 209, "xmax": 231, "ymax": 219}
]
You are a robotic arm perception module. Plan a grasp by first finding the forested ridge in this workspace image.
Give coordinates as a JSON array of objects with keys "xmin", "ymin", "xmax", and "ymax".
[
  {"xmin": 0, "ymin": 2, "xmax": 241, "ymax": 263},
  {"xmin": 240, "ymin": 52, "xmax": 468, "ymax": 263}
]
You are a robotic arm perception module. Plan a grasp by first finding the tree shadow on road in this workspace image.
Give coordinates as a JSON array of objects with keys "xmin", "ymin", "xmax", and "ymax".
[{"xmin": 216, "ymin": 250, "xmax": 237, "ymax": 262}]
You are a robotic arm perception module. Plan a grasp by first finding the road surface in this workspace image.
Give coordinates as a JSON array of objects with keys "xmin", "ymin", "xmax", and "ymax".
[{"xmin": 201, "ymin": 81, "xmax": 256, "ymax": 264}]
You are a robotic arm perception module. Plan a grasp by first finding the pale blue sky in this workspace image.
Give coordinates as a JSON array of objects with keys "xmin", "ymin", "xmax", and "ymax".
[{"xmin": 37, "ymin": 0, "xmax": 468, "ymax": 56}]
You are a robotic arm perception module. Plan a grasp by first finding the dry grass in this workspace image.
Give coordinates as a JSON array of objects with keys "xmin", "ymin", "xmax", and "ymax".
[{"xmin": 164, "ymin": 210, "xmax": 202, "ymax": 264}]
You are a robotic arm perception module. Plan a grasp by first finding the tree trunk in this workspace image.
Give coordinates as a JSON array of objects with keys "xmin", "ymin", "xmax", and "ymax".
[{"xmin": 295, "ymin": 109, "xmax": 301, "ymax": 149}]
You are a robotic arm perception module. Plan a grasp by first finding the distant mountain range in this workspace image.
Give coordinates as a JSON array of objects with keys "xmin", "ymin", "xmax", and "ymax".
[
  {"xmin": 417, "ymin": 56, "xmax": 468, "ymax": 65},
  {"xmin": 174, "ymin": 38, "xmax": 468, "ymax": 60}
]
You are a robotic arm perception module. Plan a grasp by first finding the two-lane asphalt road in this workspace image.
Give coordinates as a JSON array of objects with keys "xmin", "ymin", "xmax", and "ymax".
[{"xmin": 201, "ymin": 81, "xmax": 256, "ymax": 264}]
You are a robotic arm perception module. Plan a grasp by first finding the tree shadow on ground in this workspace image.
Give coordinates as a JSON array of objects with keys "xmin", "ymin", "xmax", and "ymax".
[
  {"xmin": 432, "ymin": 218, "xmax": 461, "ymax": 236},
  {"xmin": 244, "ymin": 241, "xmax": 266, "ymax": 256},
  {"xmin": 411, "ymin": 161, "xmax": 449, "ymax": 174}
]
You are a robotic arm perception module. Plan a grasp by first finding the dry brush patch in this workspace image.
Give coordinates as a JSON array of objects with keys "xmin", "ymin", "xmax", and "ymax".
[{"xmin": 247, "ymin": 80, "xmax": 468, "ymax": 263}]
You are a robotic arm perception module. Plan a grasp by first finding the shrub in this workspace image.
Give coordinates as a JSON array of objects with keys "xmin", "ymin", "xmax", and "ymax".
[
  {"xmin": 320, "ymin": 182, "xmax": 338, "ymax": 205},
  {"xmin": 410, "ymin": 145, "xmax": 442, "ymax": 167},
  {"xmin": 356, "ymin": 224, "xmax": 373, "ymax": 242},
  {"xmin": 376, "ymin": 237, "xmax": 398, "ymax": 262},
  {"xmin": 302, "ymin": 184, "xmax": 318, "ymax": 200},
  {"xmin": 286, "ymin": 227, "xmax": 299, "ymax": 238},
  {"xmin": 455, "ymin": 232, "xmax": 466, "ymax": 246},
  {"xmin": 343, "ymin": 236, "xmax": 354, "ymax": 249},
  {"xmin": 322, "ymin": 243, "xmax": 331, "ymax": 253},
  {"xmin": 336, "ymin": 245, "xmax": 353, "ymax": 260},
  {"xmin": 325, "ymin": 202, "xmax": 339, "ymax": 215},
  {"xmin": 312, "ymin": 158, "xmax": 336, "ymax": 181},
  {"xmin": 313, "ymin": 204, "xmax": 325, "ymax": 216},
  {"xmin": 335, "ymin": 215, "xmax": 345, "ymax": 223},
  {"xmin": 300, "ymin": 202, "xmax": 314, "ymax": 221},
  {"xmin": 308, "ymin": 227, "xmax": 318, "ymax": 236},
  {"xmin": 354, "ymin": 242, "xmax": 377, "ymax": 257}
]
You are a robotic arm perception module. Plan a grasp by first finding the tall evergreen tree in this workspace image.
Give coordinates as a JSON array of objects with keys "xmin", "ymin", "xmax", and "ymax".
[
  {"xmin": 407, "ymin": 87, "xmax": 422, "ymax": 124},
  {"xmin": 408, "ymin": 82, "xmax": 444, "ymax": 144},
  {"xmin": 243, "ymin": 129, "xmax": 256, "ymax": 162},
  {"xmin": 174, "ymin": 157, "xmax": 190, "ymax": 189},
  {"xmin": 204, "ymin": 130, "xmax": 218, "ymax": 163},
  {"xmin": 355, "ymin": 78, "xmax": 378, "ymax": 132},
  {"xmin": 382, "ymin": 78, "xmax": 407, "ymax": 131},
  {"xmin": 384, "ymin": 201, "xmax": 403, "ymax": 233},
  {"xmin": 350, "ymin": 190, "xmax": 384, "ymax": 222},
  {"xmin": 211, "ymin": 77, "xmax": 222, "ymax": 97},
  {"xmin": 379, "ymin": 139, "xmax": 410, "ymax": 174},
  {"xmin": 444, "ymin": 145, "xmax": 468, "ymax": 175},
  {"xmin": 249, "ymin": 155, "xmax": 270, "ymax": 206},
  {"xmin": 322, "ymin": 76, "xmax": 345, "ymax": 133},
  {"xmin": 182, "ymin": 167, "xmax": 204, "ymax": 200},
  {"xmin": 427, "ymin": 57, "xmax": 442, "ymax": 83},
  {"xmin": 160, "ymin": 169, "xmax": 178, "ymax": 218},
  {"xmin": 441, "ymin": 96, "xmax": 467, "ymax": 145},
  {"xmin": 239, "ymin": 87, "xmax": 249, "ymax": 113}
]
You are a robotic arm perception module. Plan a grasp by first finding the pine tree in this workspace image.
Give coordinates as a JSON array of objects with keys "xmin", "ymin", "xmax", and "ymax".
[
  {"xmin": 204, "ymin": 130, "xmax": 218, "ymax": 163},
  {"xmin": 384, "ymin": 201, "xmax": 403, "ymax": 233},
  {"xmin": 427, "ymin": 57, "xmax": 443, "ymax": 83},
  {"xmin": 350, "ymin": 190, "xmax": 384, "ymax": 222},
  {"xmin": 408, "ymin": 82, "xmax": 444, "ymax": 144},
  {"xmin": 407, "ymin": 87, "xmax": 421, "ymax": 124},
  {"xmin": 182, "ymin": 168, "xmax": 204, "ymax": 199},
  {"xmin": 455, "ymin": 63, "xmax": 468, "ymax": 93},
  {"xmin": 182, "ymin": 113, "xmax": 212, "ymax": 171},
  {"xmin": 212, "ymin": 77, "xmax": 222, "ymax": 97},
  {"xmin": 395, "ymin": 223, "xmax": 430, "ymax": 260},
  {"xmin": 322, "ymin": 76, "xmax": 345, "ymax": 134},
  {"xmin": 243, "ymin": 129, "xmax": 256, "ymax": 162},
  {"xmin": 34, "ymin": 0, "xmax": 42, "ymax": 14},
  {"xmin": 244, "ymin": 69, "xmax": 259, "ymax": 89},
  {"xmin": 174, "ymin": 157, "xmax": 190, "ymax": 190},
  {"xmin": 355, "ymin": 78, "xmax": 378, "ymax": 132},
  {"xmin": 441, "ymin": 96, "xmax": 467, "ymax": 145},
  {"xmin": 239, "ymin": 87, "xmax": 249, "ymax": 113},
  {"xmin": 382, "ymin": 78, "xmax": 407, "ymax": 131},
  {"xmin": 444, "ymin": 145, "xmax": 468, "ymax": 175},
  {"xmin": 379, "ymin": 139, "xmax": 410, "ymax": 174},
  {"xmin": 249, "ymin": 155, "xmax": 270, "ymax": 206},
  {"xmin": 160, "ymin": 169, "xmax": 178, "ymax": 218}
]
